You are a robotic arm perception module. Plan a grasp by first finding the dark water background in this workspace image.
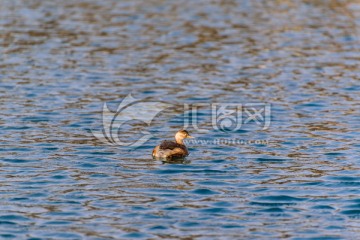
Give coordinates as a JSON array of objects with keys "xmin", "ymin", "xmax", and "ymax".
[{"xmin": 1, "ymin": 0, "xmax": 360, "ymax": 239}]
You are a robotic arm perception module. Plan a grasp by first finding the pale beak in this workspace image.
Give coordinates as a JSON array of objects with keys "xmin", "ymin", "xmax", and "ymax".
[{"xmin": 187, "ymin": 135, "xmax": 195, "ymax": 138}]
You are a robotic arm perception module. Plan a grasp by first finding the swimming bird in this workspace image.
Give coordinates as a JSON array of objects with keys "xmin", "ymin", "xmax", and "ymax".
[{"xmin": 152, "ymin": 130, "xmax": 194, "ymax": 160}]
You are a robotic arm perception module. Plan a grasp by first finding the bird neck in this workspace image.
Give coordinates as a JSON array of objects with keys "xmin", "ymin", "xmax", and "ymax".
[{"xmin": 175, "ymin": 137, "xmax": 185, "ymax": 145}]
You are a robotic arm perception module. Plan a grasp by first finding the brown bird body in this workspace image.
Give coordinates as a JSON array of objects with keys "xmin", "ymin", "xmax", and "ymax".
[{"xmin": 152, "ymin": 130, "xmax": 193, "ymax": 160}]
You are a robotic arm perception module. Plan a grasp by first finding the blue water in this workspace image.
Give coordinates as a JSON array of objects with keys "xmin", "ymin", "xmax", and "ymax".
[{"xmin": 1, "ymin": 0, "xmax": 360, "ymax": 239}]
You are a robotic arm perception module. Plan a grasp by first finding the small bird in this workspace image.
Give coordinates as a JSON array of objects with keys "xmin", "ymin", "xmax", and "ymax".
[{"xmin": 152, "ymin": 130, "xmax": 194, "ymax": 160}]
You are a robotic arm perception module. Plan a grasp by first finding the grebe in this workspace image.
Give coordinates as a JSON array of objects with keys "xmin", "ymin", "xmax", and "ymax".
[{"xmin": 152, "ymin": 130, "xmax": 194, "ymax": 160}]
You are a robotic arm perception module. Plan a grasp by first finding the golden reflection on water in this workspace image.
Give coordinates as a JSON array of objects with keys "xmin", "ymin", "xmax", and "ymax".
[{"xmin": 0, "ymin": 0, "xmax": 360, "ymax": 239}]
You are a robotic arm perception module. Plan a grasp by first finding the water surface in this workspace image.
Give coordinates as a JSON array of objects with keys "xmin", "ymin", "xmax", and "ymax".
[{"xmin": 1, "ymin": 0, "xmax": 360, "ymax": 239}]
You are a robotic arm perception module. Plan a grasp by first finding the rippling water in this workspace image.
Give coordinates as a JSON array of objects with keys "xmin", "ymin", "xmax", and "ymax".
[{"xmin": 1, "ymin": 0, "xmax": 360, "ymax": 239}]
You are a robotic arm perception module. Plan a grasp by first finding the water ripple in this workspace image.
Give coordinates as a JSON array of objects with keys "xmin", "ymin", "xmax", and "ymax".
[{"xmin": 0, "ymin": 0, "xmax": 359, "ymax": 239}]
